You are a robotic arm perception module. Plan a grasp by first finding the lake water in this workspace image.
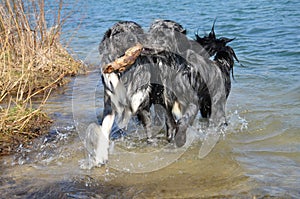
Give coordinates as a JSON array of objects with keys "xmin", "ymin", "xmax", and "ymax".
[{"xmin": 1, "ymin": 0, "xmax": 300, "ymax": 198}]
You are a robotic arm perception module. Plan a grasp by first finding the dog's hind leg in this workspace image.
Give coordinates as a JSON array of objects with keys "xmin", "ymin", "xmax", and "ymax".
[
  {"xmin": 137, "ymin": 108, "xmax": 153, "ymax": 143},
  {"xmin": 175, "ymin": 103, "xmax": 198, "ymax": 147},
  {"xmin": 200, "ymin": 95, "xmax": 211, "ymax": 118},
  {"xmin": 165, "ymin": 107, "xmax": 177, "ymax": 142}
]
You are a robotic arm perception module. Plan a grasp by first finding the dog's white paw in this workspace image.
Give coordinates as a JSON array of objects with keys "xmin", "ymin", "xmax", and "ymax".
[
  {"xmin": 95, "ymin": 130, "xmax": 109, "ymax": 165},
  {"xmin": 86, "ymin": 123, "xmax": 109, "ymax": 166}
]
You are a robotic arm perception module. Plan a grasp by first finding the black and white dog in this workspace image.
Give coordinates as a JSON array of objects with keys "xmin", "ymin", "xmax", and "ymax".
[
  {"xmin": 93, "ymin": 19, "xmax": 238, "ymax": 165},
  {"xmin": 194, "ymin": 19, "xmax": 240, "ymax": 118}
]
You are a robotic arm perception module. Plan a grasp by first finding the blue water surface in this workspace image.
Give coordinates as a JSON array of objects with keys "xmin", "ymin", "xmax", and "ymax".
[{"xmin": 46, "ymin": 0, "xmax": 300, "ymax": 197}]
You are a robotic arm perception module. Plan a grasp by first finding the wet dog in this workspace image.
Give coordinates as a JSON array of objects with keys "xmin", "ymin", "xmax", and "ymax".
[
  {"xmin": 195, "ymin": 19, "xmax": 240, "ymax": 118},
  {"xmin": 95, "ymin": 19, "xmax": 238, "ymax": 164}
]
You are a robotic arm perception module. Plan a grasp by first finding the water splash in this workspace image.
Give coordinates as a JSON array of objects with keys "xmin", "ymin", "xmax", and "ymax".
[
  {"xmin": 8, "ymin": 126, "xmax": 75, "ymax": 167},
  {"xmin": 78, "ymin": 109, "xmax": 249, "ymax": 172},
  {"xmin": 186, "ymin": 109, "xmax": 248, "ymax": 158},
  {"xmin": 226, "ymin": 109, "xmax": 249, "ymax": 133},
  {"xmin": 79, "ymin": 123, "xmax": 109, "ymax": 169}
]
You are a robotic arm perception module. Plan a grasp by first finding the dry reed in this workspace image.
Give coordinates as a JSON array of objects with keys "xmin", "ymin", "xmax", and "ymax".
[{"xmin": 0, "ymin": 0, "xmax": 85, "ymax": 155}]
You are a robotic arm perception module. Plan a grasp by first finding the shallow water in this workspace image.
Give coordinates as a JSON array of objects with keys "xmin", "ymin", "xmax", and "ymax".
[{"xmin": 1, "ymin": 0, "xmax": 300, "ymax": 198}]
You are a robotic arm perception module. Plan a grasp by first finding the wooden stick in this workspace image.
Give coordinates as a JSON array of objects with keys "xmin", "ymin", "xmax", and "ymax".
[{"xmin": 102, "ymin": 43, "xmax": 143, "ymax": 73}]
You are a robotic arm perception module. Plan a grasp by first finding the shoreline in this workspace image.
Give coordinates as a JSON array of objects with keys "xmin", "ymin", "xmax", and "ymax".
[{"xmin": 0, "ymin": 0, "xmax": 85, "ymax": 156}]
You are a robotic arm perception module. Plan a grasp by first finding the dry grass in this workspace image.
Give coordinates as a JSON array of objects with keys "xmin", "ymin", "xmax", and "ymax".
[{"xmin": 0, "ymin": 0, "xmax": 85, "ymax": 155}]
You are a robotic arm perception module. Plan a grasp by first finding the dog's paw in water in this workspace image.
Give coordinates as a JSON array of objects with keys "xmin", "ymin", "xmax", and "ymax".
[
  {"xmin": 175, "ymin": 123, "xmax": 188, "ymax": 147},
  {"xmin": 86, "ymin": 123, "xmax": 109, "ymax": 166}
]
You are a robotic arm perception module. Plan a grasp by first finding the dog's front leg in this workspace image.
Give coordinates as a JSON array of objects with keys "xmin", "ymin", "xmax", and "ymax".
[
  {"xmin": 97, "ymin": 112, "xmax": 115, "ymax": 164},
  {"xmin": 175, "ymin": 103, "xmax": 198, "ymax": 147},
  {"xmin": 93, "ymin": 93, "xmax": 115, "ymax": 165}
]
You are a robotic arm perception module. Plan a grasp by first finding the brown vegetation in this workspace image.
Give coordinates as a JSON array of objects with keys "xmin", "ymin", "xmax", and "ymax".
[{"xmin": 0, "ymin": 0, "xmax": 85, "ymax": 155}]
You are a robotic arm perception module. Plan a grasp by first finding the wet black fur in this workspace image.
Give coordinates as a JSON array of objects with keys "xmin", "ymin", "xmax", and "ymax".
[
  {"xmin": 195, "ymin": 20, "xmax": 240, "ymax": 118},
  {"xmin": 99, "ymin": 19, "xmax": 239, "ymax": 147}
]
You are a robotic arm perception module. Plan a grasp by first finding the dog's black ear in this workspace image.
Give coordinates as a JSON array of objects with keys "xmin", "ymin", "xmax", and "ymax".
[
  {"xmin": 102, "ymin": 28, "xmax": 112, "ymax": 42},
  {"xmin": 208, "ymin": 18, "xmax": 217, "ymax": 40},
  {"xmin": 181, "ymin": 29, "xmax": 187, "ymax": 34},
  {"xmin": 195, "ymin": 19, "xmax": 217, "ymax": 43},
  {"xmin": 194, "ymin": 19, "xmax": 218, "ymax": 55},
  {"xmin": 219, "ymin": 37, "xmax": 235, "ymax": 44},
  {"xmin": 195, "ymin": 33, "xmax": 201, "ymax": 42}
]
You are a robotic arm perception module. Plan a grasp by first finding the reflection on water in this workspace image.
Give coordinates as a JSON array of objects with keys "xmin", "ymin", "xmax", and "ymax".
[{"xmin": 1, "ymin": 0, "xmax": 300, "ymax": 197}]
